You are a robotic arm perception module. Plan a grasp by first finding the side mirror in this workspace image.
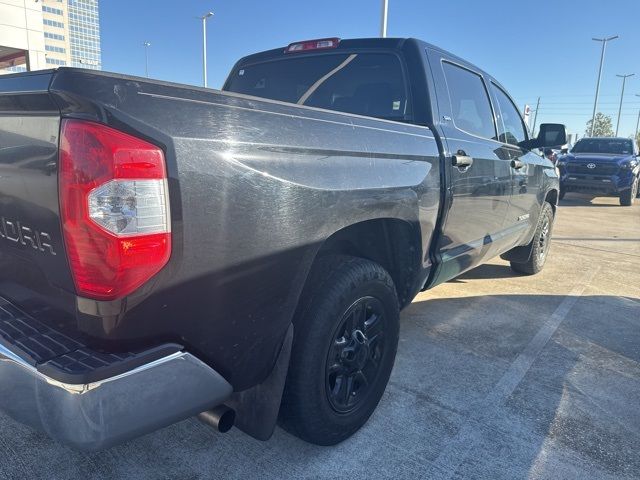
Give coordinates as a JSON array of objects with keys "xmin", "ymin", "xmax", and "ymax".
[
  {"xmin": 538, "ymin": 123, "xmax": 567, "ymax": 148},
  {"xmin": 520, "ymin": 123, "xmax": 567, "ymax": 150}
]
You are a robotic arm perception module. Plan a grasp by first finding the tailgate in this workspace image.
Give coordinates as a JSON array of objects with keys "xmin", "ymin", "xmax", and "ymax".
[{"xmin": 0, "ymin": 71, "xmax": 77, "ymax": 334}]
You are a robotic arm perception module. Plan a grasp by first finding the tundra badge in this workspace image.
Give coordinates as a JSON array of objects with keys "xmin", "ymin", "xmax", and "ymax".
[{"xmin": 0, "ymin": 217, "xmax": 56, "ymax": 255}]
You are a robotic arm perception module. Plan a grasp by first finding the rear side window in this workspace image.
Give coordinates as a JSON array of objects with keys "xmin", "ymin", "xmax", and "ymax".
[
  {"xmin": 442, "ymin": 62, "xmax": 496, "ymax": 139},
  {"xmin": 491, "ymin": 83, "xmax": 527, "ymax": 146},
  {"xmin": 224, "ymin": 53, "xmax": 410, "ymax": 121}
]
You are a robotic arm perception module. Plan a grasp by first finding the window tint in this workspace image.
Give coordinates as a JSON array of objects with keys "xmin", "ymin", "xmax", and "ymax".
[
  {"xmin": 442, "ymin": 62, "xmax": 495, "ymax": 139},
  {"xmin": 491, "ymin": 84, "xmax": 526, "ymax": 146},
  {"xmin": 225, "ymin": 53, "xmax": 410, "ymax": 121}
]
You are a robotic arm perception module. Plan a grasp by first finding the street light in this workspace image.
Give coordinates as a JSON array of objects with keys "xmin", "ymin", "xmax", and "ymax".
[
  {"xmin": 380, "ymin": 0, "xmax": 388, "ymax": 38},
  {"xmin": 531, "ymin": 97, "xmax": 541, "ymax": 137},
  {"xmin": 635, "ymin": 94, "xmax": 640, "ymax": 142},
  {"xmin": 615, "ymin": 73, "xmax": 634, "ymax": 137},
  {"xmin": 143, "ymin": 41, "xmax": 151, "ymax": 78},
  {"xmin": 200, "ymin": 11, "xmax": 214, "ymax": 88},
  {"xmin": 590, "ymin": 35, "xmax": 618, "ymax": 137}
]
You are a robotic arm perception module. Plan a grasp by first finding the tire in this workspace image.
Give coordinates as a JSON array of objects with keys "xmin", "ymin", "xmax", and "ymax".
[
  {"xmin": 558, "ymin": 189, "xmax": 566, "ymax": 201},
  {"xmin": 620, "ymin": 176, "xmax": 638, "ymax": 206},
  {"xmin": 279, "ymin": 255, "xmax": 400, "ymax": 446},
  {"xmin": 510, "ymin": 202, "xmax": 555, "ymax": 275}
]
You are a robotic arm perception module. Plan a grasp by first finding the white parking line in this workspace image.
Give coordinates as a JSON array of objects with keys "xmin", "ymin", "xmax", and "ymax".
[{"xmin": 432, "ymin": 267, "xmax": 600, "ymax": 478}]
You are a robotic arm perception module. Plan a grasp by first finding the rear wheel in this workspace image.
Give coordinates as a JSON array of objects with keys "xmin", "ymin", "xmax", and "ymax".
[
  {"xmin": 280, "ymin": 255, "xmax": 399, "ymax": 445},
  {"xmin": 620, "ymin": 176, "xmax": 638, "ymax": 206},
  {"xmin": 510, "ymin": 202, "xmax": 554, "ymax": 275}
]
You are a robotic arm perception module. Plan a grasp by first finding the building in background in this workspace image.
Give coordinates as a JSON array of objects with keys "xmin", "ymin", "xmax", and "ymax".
[
  {"xmin": 0, "ymin": 0, "xmax": 46, "ymax": 73},
  {"xmin": 0, "ymin": 0, "xmax": 101, "ymax": 74}
]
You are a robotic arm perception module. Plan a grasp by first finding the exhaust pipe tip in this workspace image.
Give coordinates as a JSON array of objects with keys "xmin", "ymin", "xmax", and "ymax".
[{"xmin": 198, "ymin": 405, "xmax": 236, "ymax": 433}]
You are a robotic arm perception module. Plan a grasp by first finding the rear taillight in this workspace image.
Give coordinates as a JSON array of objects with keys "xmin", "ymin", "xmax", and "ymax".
[{"xmin": 59, "ymin": 119, "xmax": 171, "ymax": 301}]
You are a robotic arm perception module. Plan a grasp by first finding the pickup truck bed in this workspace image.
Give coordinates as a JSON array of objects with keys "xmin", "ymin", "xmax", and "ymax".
[{"xmin": 0, "ymin": 37, "xmax": 563, "ymax": 450}]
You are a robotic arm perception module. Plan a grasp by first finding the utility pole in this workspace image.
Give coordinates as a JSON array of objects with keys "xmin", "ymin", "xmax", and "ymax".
[
  {"xmin": 590, "ymin": 36, "xmax": 618, "ymax": 137},
  {"xmin": 615, "ymin": 73, "xmax": 634, "ymax": 136},
  {"xmin": 531, "ymin": 97, "xmax": 541, "ymax": 137},
  {"xmin": 200, "ymin": 11, "xmax": 214, "ymax": 87},
  {"xmin": 143, "ymin": 41, "xmax": 151, "ymax": 78},
  {"xmin": 380, "ymin": 0, "xmax": 388, "ymax": 38}
]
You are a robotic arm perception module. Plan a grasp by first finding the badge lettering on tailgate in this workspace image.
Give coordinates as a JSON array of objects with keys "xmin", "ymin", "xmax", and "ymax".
[{"xmin": 0, "ymin": 217, "xmax": 56, "ymax": 255}]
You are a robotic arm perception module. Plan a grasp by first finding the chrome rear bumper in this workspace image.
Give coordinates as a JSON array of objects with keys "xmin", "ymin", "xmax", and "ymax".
[{"xmin": 0, "ymin": 344, "xmax": 232, "ymax": 451}]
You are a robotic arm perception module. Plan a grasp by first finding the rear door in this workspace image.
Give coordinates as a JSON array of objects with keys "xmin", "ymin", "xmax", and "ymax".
[
  {"xmin": 426, "ymin": 50, "xmax": 511, "ymax": 282},
  {"xmin": 489, "ymin": 82, "xmax": 546, "ymax": 247}
]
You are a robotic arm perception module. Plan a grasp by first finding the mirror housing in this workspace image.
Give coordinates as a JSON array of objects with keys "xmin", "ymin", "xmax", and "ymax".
[{"xmin": 520, "ymin": 123, "xmax": 567, "ymax": 151}]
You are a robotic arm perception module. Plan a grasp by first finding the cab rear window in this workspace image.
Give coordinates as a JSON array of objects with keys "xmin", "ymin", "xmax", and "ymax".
[{"xmin": 224, "ymin": 53, "xmax": 411, "ymax": 122}]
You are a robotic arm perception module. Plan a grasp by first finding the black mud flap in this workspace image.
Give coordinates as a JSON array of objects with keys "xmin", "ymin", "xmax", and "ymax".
[
  {"xmin": 500, "ymin": 242, "xmax": 533, "ymax": 263},
  {"xmin": 225, "ymin": 324, "xmax": 293, "ymax": 441}
]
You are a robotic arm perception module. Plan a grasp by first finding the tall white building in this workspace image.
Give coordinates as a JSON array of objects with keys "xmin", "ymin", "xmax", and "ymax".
[{"xmin": 0, "ymin": 0, "xmax": 101, "ymax": 74}]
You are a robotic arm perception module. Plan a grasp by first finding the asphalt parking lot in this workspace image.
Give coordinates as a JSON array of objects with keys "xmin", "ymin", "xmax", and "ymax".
[{"xmin": 1, "ymin": 193, "xmax": 638, "ymax": 480}]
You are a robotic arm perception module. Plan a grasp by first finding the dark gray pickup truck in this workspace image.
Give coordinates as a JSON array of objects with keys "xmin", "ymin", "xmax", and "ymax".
[{"xmin": 0, "ymin": 37, "xmax": 565, "ymax": 450}]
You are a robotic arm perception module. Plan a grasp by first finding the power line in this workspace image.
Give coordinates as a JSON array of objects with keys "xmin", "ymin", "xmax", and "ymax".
[
  {"xmin": 533, "ymin": 112, "xmax": 638, "ymax": 116},
  {"xmin": 513, "ymin": 93, "xmax": 631, "ymax": 98},
  {"xmin": 518, "ymin": 100, "xmax": 640, "ymax": 104}
]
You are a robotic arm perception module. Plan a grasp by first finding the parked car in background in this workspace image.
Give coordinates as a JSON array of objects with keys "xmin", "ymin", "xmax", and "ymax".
[
  {"xmin": 0, "ymin": 37, "xmax": 565, "ymax": 451},
  {"xmin": 557, "ymin": 137, "xmax": 640, "ymax": 205}
]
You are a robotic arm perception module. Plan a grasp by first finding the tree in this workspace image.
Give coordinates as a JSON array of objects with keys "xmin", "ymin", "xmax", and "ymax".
[{"xmin": 585, "ymin": 112, "xmax": 614, "ymax": 137}]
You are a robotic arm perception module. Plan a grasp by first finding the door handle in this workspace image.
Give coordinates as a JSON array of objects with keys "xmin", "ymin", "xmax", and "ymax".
[
  {"xmin": 511, "ymin": 159, "xmax": 525, "ymax": 170},
  {"xmin": 452, "ymin": 154, "xmax": 474, "ymax": 168}
]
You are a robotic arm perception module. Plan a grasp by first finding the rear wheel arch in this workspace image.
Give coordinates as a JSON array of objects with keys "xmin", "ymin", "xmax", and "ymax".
[{"xmin": 309, "ymin": 218, "xmax": 422, "ymax": 310}]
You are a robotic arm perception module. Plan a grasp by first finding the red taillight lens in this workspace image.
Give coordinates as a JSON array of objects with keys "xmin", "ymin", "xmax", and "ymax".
[{"xmin": 59, "ymin": 119, "xmax": 171, "ymax": 301}]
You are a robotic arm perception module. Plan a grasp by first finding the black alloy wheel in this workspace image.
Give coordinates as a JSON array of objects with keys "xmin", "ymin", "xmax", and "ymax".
[{"xmin": 325, "ymin": 297, "xmax": 386, "ymax": 413}]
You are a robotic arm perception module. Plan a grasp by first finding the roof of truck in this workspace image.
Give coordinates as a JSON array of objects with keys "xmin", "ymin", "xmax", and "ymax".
[{"xmin": 232, "ymin": 37, "xmax": 479, "ymax": 73}]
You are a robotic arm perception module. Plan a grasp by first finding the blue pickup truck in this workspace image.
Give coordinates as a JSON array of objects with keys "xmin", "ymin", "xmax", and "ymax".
[{"xmin": 557, "ymin": 137, "xmax": 640, "ymax": 205}]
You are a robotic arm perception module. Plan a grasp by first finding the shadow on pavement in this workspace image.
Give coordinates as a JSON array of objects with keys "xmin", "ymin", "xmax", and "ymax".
[
  {"xmin": 553, "ymin": 237, "xmax": 640, "ymax": 242},
  {"xmin": 449, "ymin": 262, "xmax": 521, "ymax": 281},
  {"xmin": 558, "ymin": 194, "xmax": 627, "ymax": 207},
  {"xmin": 0, "ymin": 290, "xmax": 638, "ymax": 479}
]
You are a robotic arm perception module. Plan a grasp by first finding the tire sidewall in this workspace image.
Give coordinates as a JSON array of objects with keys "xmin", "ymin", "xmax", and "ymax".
[
  {"xmin": 282, "ymin": 258, "xmax": 399, "ymax": 443},
  {"xmin": 315, "ymin": 279, "xmax": 398, "ymax": 429},
  {"xmin": 530, "ymin": 203, "xmax": 554, "ymax": 272},
  {"xmin": 620, "ymin": 177, "xmax": 638, "ymax": 206}
]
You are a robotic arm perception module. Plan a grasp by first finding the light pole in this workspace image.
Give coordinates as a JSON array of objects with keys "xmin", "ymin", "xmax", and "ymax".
[
  {"xmin": 590, "ymin": 36, "xmax": 618, "ymax": 137},
  {"xmin": 200, "ymin": 11, "xmax": 214, "ymax": 88},
  {"xmin": 635, "ymin": 94, "xmax": 640, "ymax": 142},
  {"xmin": 143, "ymin": 41, "xmax": 151, "ymax": 78},
  {"xmin": 380, "ymin": 0, "xmax": 388, "ymax": 38},
  {"xmin": 615, "ymin": 73, "xmax": 634, "ymax": 137},
  {"xmin": 531, "ymin": 97, "xmax": 541, "ymax": 137}
]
